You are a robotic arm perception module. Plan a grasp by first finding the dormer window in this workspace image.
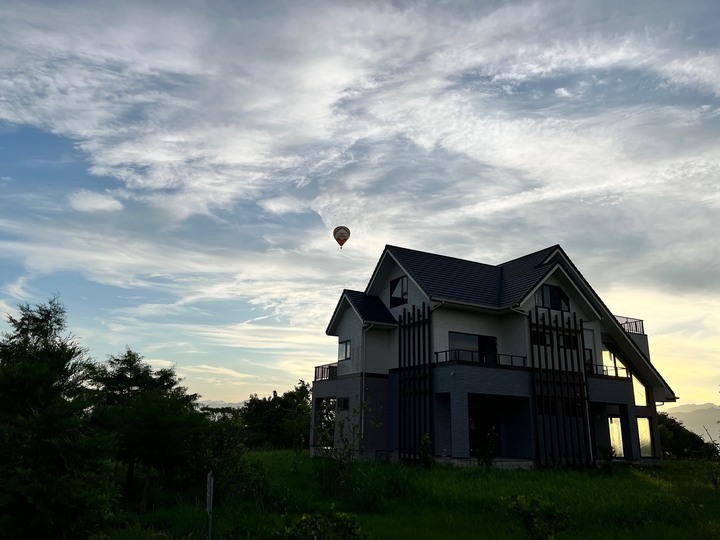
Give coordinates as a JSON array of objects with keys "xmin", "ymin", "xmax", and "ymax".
[
  {"xmin": 390, "ymin": 276, "xmax": 408, "ymax": 308},
  {"xmin": 535, "ymin": 284, "xmax": 569, "ymax": 311}
]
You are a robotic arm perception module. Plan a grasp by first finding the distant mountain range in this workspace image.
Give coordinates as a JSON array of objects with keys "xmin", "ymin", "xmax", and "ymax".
[
  {"xmin": 663, "ymin": 403, "xmax": 720, "ymax": 441},
  {"xmin": 199, "ymin": 400, "xmax": 245, "ymax": 409}
]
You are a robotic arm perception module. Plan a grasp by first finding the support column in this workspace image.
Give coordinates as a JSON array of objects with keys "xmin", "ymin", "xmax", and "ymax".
[{"xmin": 451, "ymin": 390, "xmax": 470, "ymax": 459}]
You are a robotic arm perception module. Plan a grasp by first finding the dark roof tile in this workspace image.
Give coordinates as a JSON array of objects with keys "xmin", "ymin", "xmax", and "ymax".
[
  {"xmin": 385, "ymin": 244, "xmax": 560, "ymax": 308},
  {"xmin": 343, "ymin": 290, "xmax": 396, "ymax": 325}
]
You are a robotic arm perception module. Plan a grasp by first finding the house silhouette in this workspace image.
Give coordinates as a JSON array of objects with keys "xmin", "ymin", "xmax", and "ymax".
[{"xmin": 311, "ymin": 245, "xmax": 677, "ymax": 466}]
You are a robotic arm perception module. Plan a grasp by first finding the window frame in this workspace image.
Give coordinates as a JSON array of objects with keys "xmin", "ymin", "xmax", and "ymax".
[
  {"xmin": 337, "ymin": 397, "xmax": 350, "ymax": 411},
  {"xmin": 338, "ymin": 340, "xmax": 351, "ymax": 362},
  {"xmin": 636, "ymin": 417, "xmax": 653, "ymax": 457},
  {"xmin": 390, "ymin": 275, "xmax": 408, "ymax": 308},
  {"xmin": 535, "ymin": 284, "xmax": 570, "ymax": 312},
  {"xmin": 608, "ymin": 416, "xmax": 625, "ymax": 458},
  {"xmin": 448, "ymin": 331, "xmax": 497, "ymax": 363}
]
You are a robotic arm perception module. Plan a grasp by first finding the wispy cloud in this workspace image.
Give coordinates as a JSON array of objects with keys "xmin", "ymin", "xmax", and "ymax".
[
  {"xmin": 69, "ymin": 190, "xmax": 123, "ymax": 212},
  {"xmin": 0, "ymin": 0, "xmax": 718, "ymax": 403}
]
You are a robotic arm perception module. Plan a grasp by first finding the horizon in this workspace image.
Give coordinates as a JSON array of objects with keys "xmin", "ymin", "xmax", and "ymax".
[{"xmin": 1, "ymin": 1, "xmax": 718, "ymax": 406}]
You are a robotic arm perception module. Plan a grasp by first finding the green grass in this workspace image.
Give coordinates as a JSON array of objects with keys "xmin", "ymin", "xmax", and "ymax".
[{"xmin": 98, "ymin": 453, "xmax": 720, "ymax": 539}]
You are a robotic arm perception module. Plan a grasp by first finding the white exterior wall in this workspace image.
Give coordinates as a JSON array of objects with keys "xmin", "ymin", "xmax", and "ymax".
[
  {"xmin": 432, "ymin": 309, "xmax": 502, "ymax": 352},
  {"xmin": 365, "ymin": 329, "xmax": 395, "ymax": 373},
  {"xmin": 334, "ymin": 306, "xmax": 364, "ymax": 376}
]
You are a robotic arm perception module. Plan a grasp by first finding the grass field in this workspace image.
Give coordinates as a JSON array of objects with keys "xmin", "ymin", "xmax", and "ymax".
[{"xmin": 102, "ymin": 451, "xmax": 720, "ymax": 539}]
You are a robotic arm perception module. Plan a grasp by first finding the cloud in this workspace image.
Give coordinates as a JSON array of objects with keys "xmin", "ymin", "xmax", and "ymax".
[
  {"xmin": 69, "ymin": 190, "xmax": 123, "ymax": 212},
  {"xmin": 0, "ymin": 0, "xmax": 718, "ymax": 403}
]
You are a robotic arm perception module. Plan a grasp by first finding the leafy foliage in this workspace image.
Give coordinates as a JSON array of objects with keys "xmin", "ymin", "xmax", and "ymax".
[
  {"xmin": 285, "ymin": 507, "xmax": 367, "ymax": 540},
  {"xmin": 505, "ymin": 494, "xmax": 569, "ymax": 540},
  {"xmin": 0, "ymin": 298, "xmax": 117, "ymax": 539},
  {"xmin": 658, "ymin": 412, "xmax": 715, "ymax": 458},
  {"xmin": 90, "ymin": 348, "xmax": 209, "ymax": 511},
  {"xmin": 242, "ymin": 380, "xmax": 311, "ymax": 449}
]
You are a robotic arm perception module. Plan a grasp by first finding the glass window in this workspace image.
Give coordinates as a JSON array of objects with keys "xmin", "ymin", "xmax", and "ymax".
[
  {"xmin": 449, "ymin": 331, "xmax": 479, "ymax": 361},
  {"xmin": 338, "ymin": 340, "xmax": 351, "ymax": 361},
  {"xmin": 637, "ymin": 417, "xmax": 653, "ymax": 457},
  {"xmin": 337, "ymin": 397, "xmax": 350, "ymax": 411},
  {"xmin": 600, "ymin": 347, "xmax": 628, "ymax": 377},
  {"xmin": 532, "ymin": 330, "xmax": 552, "ymax": 347},
  {"xmin": 632, "ymin": 374, "xmax": 648, "ymax": 406},
  {"xmin": 608, "ymin": 416, "xmax": 624, "ymax": 458},
  {"xmin": 449, "ymin": 332, "xmax": 497, "ymax": 363},
  {"xmin": 390, "ymin": 276, "xmax": 408, "ymax": 307},
  {"xmin": 535, "ymin": 284, "xmax": 570, "ymax": 311}
]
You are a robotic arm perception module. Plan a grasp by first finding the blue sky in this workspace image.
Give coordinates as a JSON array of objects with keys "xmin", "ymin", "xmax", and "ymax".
[{"xmin": 0, "ymin": 0, "xmax": 718, "ymax": 405}]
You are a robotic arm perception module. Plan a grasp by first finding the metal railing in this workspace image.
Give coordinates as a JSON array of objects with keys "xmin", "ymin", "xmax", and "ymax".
[
  {"xmin": 591, "ymin": 363, "xmax": 629, "ymax": 378},
  {"xmin": 615, "ymin": 316, "xmax": 645, "ymax": 334},
  {"xmin": 434, "ymin": 350, "xmax": 529, "ymax": 368},
  {"xmin": 314, "ymin": 362, "xmax": 338, "ymax": 381}
]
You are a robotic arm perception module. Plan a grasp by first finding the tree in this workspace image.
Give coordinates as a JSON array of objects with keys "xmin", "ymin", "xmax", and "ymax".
[
  {"xmin": 91, "ymin": 349, "xmax": 206, "ymax": 507},
  {"xmin": 658, "ymin": 412, "xmax": 715, "ymax": 458},
  {"xmin": 0, "ymin": 298, "xmax": 117, "ymax": 539},
  {"xmin": 242, "ymin": 380, "xmax": 311, "ymax": 449}
]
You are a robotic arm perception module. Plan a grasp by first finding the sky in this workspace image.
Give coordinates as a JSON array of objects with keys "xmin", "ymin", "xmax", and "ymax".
[{"xmin": 0, "ymin": 0, "xmax": 718, "ymax": 406}]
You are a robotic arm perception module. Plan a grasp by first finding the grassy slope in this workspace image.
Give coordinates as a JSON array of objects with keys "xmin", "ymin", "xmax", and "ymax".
[
  {"xmin": 103, "ymin": 452, "xmax": 720, "ymax": 539},
  {"xmin": 252, "ymin": 451, "xmax": 720, "ymax": 540}
]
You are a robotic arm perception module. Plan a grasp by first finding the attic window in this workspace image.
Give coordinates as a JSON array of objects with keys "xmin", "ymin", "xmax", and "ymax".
[
  {"xmin": 390, "ymin": 276, "xmax": 408, "ymax": 308},
  {"xmin": 535, "ymin": 284, "xmax": 569, "ymax": 311}
]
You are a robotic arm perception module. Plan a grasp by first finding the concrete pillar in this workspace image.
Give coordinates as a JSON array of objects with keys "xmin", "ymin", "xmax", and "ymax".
[{"xmin": 451, "ymin": 390, "xmax": 470, "ymax": 458}]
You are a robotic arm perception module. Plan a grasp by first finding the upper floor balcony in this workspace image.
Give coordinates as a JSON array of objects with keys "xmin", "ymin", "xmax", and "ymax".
[
  {"xmin": 314, "ymin": 362, "xmax": 337, "ymax": 381},
  {"xmin": 434, "ymin": 350, "xmax": 530, "ymax": 368},
  {"xmin": 615, "ymin": 316, "xmax": 644, "ymax": 335}
]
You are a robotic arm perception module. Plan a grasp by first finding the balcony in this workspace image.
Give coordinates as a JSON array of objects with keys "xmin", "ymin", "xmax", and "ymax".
[
  {"xmin": 590, "ymin": 363, "xmax": 629, "ymax": 378},
  {"xmin": 434, "ymin": 350, "xmax": 530, "ymax": 368},
  {"xmin": 615, "ymin": 316, "xmax": 644, "ymax": 334},
  {"xmin": 314, "ymin": 362, "xmax": 337, "ymax": 381}
]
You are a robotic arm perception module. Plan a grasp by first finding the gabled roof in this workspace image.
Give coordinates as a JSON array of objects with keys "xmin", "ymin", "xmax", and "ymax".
[
  {"xmin": 326, "ymin": 289, "xmax": 396, "ymax": 336},
  {"xmin": 379, "ymin": 244, "xmax": 560, "ymax": 309},
  {"xmin": 368, "ymin": 244, "xmax": 676, "ymax": 401}
]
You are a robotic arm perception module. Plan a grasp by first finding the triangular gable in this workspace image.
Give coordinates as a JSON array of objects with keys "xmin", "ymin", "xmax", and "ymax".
[
  {"xmin": 326, "ymin": 289, "xmax": 396, "ymax": 336},
  {"xmin": 518, "ymin": 247, "xmax": 677, "ymax": 402}
]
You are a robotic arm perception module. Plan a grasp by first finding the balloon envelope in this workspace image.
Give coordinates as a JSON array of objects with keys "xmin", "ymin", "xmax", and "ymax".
[{"xmin": 333, "ymin": 226, "xmax": 351, "ymax": 248}]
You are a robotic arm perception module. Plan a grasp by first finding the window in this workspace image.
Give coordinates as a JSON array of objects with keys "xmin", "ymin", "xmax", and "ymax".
[
  {"xmin": 449, "ymin": 332, "xmax": 497, "ymax": 363},
  {"xmin": 390, "ymin": 276, "xmax": 408, "ymax": 307},
  {"xmin": 637, "ymin": 417, "xmax": 653, "ymax": 457},
  {"xmin": 535, "ymin": 284, "xmax": 570, "ymax": 311},
  {"xmin": 608, "ymin": 416, "xmax": 624, "ymax": 458},
  {"xmin": 532, "ymin": 330, "xmax": 552, "ymax": 347},
  {"xmin": 599, "ymin": 346, "xmax": 628, "ymax": 377},
  {"xmin": 337, "ymin": 397, "xmax": 350, "ymax": 411},
  {"xmin": 632, "ymin": 374, "xmax": 648, "ymax": 406},
  {"xmin": 338, "ymin": 340, "xmax": 351, "ymax": 362},
  {"xmin": 557, "ymin": 332, "xmax": 579, "ymax": 349}
]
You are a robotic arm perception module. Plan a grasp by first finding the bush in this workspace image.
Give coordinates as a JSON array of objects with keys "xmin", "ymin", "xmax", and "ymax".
[
  {"xmin": 506, "ymin": 494, "xmax": 569, "ymax": 540},
  {"xmin": 285, "ymin": 507, "xmax": 366, "ymax": 540}
]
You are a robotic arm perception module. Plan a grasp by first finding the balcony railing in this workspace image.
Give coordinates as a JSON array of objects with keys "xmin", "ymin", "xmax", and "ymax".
[
  {"xmin": 591, "ymin": 363, "xmax": 629, "ymax": 378},
  {"xmin": 314, "ymin": 362, "xmax": 337, "ymax": 381},
  {"xmin": 615, "ymin": 316, "xmax": 645, "ymax": 334},
  {"xmin": 434, "ymin": 350, "xmax": 529, "ymax": 368}
]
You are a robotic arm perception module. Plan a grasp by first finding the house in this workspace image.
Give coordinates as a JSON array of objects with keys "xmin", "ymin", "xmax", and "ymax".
[{"xmin": 310, "ymin": 245, "xmax": 677, "ymax": 466}]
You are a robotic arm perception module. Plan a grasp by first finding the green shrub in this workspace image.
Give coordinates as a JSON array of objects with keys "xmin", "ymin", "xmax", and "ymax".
[
  {"xmin": 285, "ymin": 507, "xmax": 366, "ymax": 540},
  {"xmin": 506, "ymin": 494, "xmax": 569, "ymax": 540},
  {"xmin": 419, "ymin": 434, "xmax": 434, "ymax": 469}
]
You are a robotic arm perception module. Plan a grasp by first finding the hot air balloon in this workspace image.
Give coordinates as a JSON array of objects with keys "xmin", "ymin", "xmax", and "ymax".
[{"xmin": 333, "ymin": 226, "xmax": 351, "ymax": 248}]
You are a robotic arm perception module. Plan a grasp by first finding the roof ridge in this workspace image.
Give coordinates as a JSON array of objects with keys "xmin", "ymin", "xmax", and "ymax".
[
  {"xmin": 386, "ymin": 244, "xmax": 501, "ymax": 270},
  {"xmin": 498, "ymin": 244, "xmax": 561, "ymax": 267}
]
